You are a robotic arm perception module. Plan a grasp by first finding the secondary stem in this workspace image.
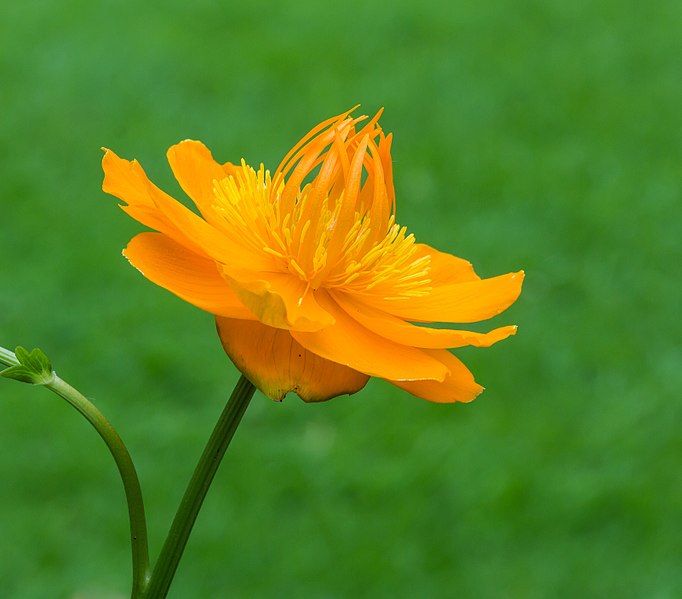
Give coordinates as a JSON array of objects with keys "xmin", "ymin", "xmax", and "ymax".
[
  {"xmin": 49, "ymin": 376, "xmax": 151, "ymax": 597},
  {"xmin": 0, "ymin": 347, "xmax": 150, "ymax": 597},
  {"xmin": 142, "ymin": 374, "xmax": 255, "ymax": 599}
]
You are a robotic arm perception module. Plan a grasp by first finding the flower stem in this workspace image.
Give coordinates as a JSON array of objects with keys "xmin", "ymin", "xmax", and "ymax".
[
  {"xmin": 0, "ymin": 346, "xmax": 150, "ymax": 598},
  {"xmin": 142, "ymin": 374, "xmax": 255, "ymax": 599},
  {"xmin": 50, "ymin": 376, "xmax": 151, "ymax": 597}
]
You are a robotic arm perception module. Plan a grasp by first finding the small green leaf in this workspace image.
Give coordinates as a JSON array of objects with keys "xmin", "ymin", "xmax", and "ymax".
[{"xmin": 0, "ymin": 346, "xmax": 54, "ymax": 385}]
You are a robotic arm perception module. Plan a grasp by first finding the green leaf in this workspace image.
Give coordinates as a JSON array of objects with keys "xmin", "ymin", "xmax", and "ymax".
[{"xmin": 0, "ymin": 346, "xmax": 54, "ymax": 385}]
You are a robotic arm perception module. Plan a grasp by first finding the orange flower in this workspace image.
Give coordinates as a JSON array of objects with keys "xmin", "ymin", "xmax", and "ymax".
[{"xmin": 102, "ymin": 108, "xmax": 523, "ymax": 403}]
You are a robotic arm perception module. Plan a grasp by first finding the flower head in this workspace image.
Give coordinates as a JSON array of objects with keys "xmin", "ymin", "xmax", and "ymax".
[{"xmin": 102, "ymin": 108, "xmax": 523, "ymax": 403}]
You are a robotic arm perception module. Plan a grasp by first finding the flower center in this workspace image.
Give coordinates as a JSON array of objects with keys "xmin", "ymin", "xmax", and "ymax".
[{"xmin": 211, "ymin": 162, "xmax": 431, "ymax": 300}]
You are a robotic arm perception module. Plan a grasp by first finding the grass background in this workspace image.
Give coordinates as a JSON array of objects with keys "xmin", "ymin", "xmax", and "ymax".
[{"xmin": 1, "ymin": 0, "xmax": 680, "ymax": 597}]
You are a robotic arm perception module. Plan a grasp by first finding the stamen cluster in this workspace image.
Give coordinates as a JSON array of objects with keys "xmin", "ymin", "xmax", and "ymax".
[{"xmin": 210, "ymin": 111, "xmax": 431, "ymax": 301}]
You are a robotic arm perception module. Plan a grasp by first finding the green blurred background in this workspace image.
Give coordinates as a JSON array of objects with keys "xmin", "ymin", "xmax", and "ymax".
[{"xmin": 1, "ymin": 0, "xmax": 680, "ymax": 597}]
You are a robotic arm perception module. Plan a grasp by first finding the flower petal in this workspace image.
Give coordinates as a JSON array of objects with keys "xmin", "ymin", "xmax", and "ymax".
[
  {"xmin": 102, "ymin": 149, "xmax": 208, "ymax": 256},
  {"xmin": 124, "ymin": 233, "xmax": 255, "ymax": 319},
  {"xmin": 333, "ymin": 291, "xmax": 517, "ymax": 349},
  {"xmin": 166, "ymin": 140, "xmax": 240, "ymax": 223},
  {"xmin": 414, "ymin": 243, "xmax": 480, "ymax": 284},
  {"xmin": 390, "ymin": 349, "xmax": 483, "ymax": 403},
  {"xmin": 291, "ymin": 290, "xmax": 449, "ymax": 381},
  {"xmin": 216, "ymin": 317, "xmax": 369, "ymax": 402},
  {"xmin": 376, "ymin": 271, "xmax": 525, "ymax": 324},
  {"xmin": 139, "ymin": 178, "xmax": 274, "ymax": 271},
  {"xmin": 221, "ymin": 270, "xmax": 335, "ymax": 332},
  {"xmin": 102, "ymin": 149, "xmax": 272, "ymax": 272}
]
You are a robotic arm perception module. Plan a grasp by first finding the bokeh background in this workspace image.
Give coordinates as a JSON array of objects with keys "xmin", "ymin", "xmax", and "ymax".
[{"xmin": 1, "ymin": 0, "xmax": 680, "ymax": 597}]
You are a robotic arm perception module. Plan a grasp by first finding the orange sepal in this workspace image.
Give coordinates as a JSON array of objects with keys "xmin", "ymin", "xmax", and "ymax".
[
  {"xmin": 291, "ymin": 290, "xmax": 449, "ymax": 382},
  {"xmin": 413, "ymin": 243, "xmax": 481, "ymax": 284},
  {"xmin": 389, "ymin": 349, "xmax": 484, "ymax": 403},
  {"xmin": 216, "ymin": 317, "xmax": 369, "ymax": 402},
  {"xmin": 102, "ymin": 148, "xmax": 270, "ymax": 271},
  {"xmin": 221, "ymin": 270, "xmax": 335, "ymax": 332},
  {"xmin": 379, "ymin": 270, "xmax": 525, "ymax": 324},
  {"xmin": 166, "ymin": 140, "xmax": 241, "ymax": 224},
  {"xmin": 334, "ymin": 291, "xmax": 518, "ymax": 349},
  {"xmin": 102, "ymin": 149, "xmax": 208, "ymax": 257},
  {"xmin": 123, "ymin": 233, "xmax": 255, "ymax": 320}
]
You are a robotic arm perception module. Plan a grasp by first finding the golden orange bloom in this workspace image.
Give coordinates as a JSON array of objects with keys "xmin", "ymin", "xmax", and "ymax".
[{"xmin": 102, "ymin": 108, "xmax": 523, "ymax": 403}]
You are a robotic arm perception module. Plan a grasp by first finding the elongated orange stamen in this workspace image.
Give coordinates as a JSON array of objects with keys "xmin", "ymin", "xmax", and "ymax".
[{"xmin": 206, "ymin": 110, "xmax": 430, "ymax": 298}]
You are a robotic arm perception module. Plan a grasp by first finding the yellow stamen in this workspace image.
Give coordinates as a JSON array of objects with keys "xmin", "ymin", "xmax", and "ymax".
[{"xmin": 206, "ymin": 113, "xmax": 430, "ymax": 300}]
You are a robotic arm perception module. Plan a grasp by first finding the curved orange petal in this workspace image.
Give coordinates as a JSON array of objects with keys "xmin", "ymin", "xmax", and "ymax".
[
  {"xmin": 220, "ymin": 270, "xmax": 335, "ymax": 332},
  {"xmin": 414, "ymin": 243, "xmax": 480, "ymax": 284},
  {"xmin": 139, "ymin": 176, "xmax": 274, "ymax": 271},
  {"xmin": 333, "ymin": 291, "xmax": 517, "ymax": 349},
  {"xmin": 390, "ymin": 349, "xmax": 483, "ymax": 403},
  {"xmin": 123, "ymin": 233, "xmax": 255, "ymax": 319},
  {"xmin": 103, "ymin": 148, "xmax": 271, "ymax": 272},
  {"xmin": 166, "ymin": 140, "xmax": 241, "ymax": 223},
  {"xmin": 102, "ymin": 149, "xmax": 208, "ymax": 257},
  {"xmin": 216, "ymin": 317, "xmax": 369, "ymax": 402},
  {"xmin": 290, "ymin": 290, "xmax": 449, "ymax": 381},
  {"xmin": 375, "ymin": 270, "xmax": 525, "ymax": 324}
]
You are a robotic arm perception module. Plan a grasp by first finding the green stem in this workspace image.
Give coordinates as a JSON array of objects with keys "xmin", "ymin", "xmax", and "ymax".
[
  {"xmin": 0, "ymin": 347, "xmax": 150, "ymax": 598},
  {"xmin": 50, "ymin": 376, "xmax": 151, "ymax": 597},
  {"xmin": 142, "ymin": 374, "xmax": 255, "ymax": 599}
]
